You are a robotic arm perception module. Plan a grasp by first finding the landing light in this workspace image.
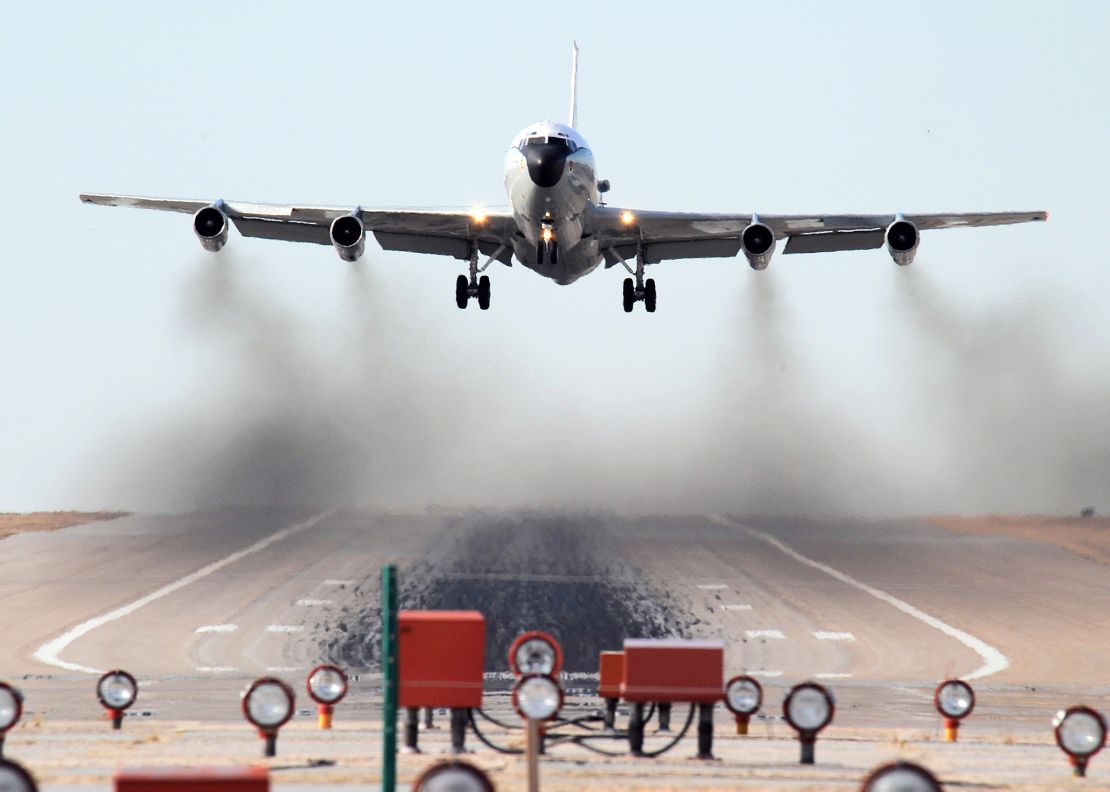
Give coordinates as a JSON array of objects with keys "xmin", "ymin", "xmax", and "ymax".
[
  {"xmin": 513, "ymin": 673, "xmax": 564, "ymax": 722},
  {"xmin": 724, "ymin": 675, "xmax": 762, "ymax": 735},
  {"xmin": 509, "ymin": 631, "xmax": 563, "ymax": 677},
  {"xmin": 469, "ymin": 208, "xmax": 488, "ymax": 224},
  {"xmin": 242, "ymin": 677, "xmax": 295, "ymax": 757},
  {"xmin": 0, "ymin": 759, "xmax": 37, "ymax": 792},
  {"xmin": 1054, "ymin": 705, "xmax": 1107, "ymax": 777},
  {"xmin": 860, "ymin": 761, "xmax": 942, "ymax": 792},
  {"xmin": 620, "ymin": 210, "xmax": 635, "ymax": 225},
  {"xmin": 96, "ymin": 670, "xmax": 137, "ymax": 730},
  {"xmin": 541, "ymin": 226, "xmax": 554, "ymax": 243},
  {"xmin": 934, "ymin": 679, "xmax": 974, "ymax": 742},
  {"xmin": 0, "ymin": 683, "xmax": 23, "ymax": 757},
  {"xmin": 413, "ymin": 760, "xmax": 494, "ymax": 792},
  {"xmin": 783, "ymin": 681, "xmax": 835, "ymax": 765},
  {"xmin": 306, "ymin": 664, "xmax": 348, "ymax": 729}
]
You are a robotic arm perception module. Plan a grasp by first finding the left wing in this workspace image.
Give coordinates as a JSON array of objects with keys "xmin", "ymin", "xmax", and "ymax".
[
  {"xmin": 79, "ymin": 194, "xmax": 518, "ymax": 264},
  {"xmin": 587, "ymin": 206, "xmax": 1048, "ymax": 265}
]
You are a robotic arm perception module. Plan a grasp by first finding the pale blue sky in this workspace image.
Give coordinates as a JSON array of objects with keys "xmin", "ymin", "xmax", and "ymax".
[{"xmin": 2, "ymin": 2, "xmax": 1107, "ymax": 514}]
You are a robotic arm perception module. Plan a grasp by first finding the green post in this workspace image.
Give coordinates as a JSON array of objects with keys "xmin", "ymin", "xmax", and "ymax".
[{"xmin": 381, "ymin": 564, "xmax": 399, "ymax": 791}]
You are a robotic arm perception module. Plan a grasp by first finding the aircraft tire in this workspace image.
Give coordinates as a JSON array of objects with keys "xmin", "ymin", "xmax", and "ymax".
[
  {"xmin": 644, "ymin": 278, "xmax": 657, "ymax": 313},
  {"xmin": 622, "ymin": 278, "xmax": 635, "ymax": 313},
  {"xmin": 455, "ymin": 274, "xmax": 469, "ymax": 309},
  {"xmin": 478, "ymin": 275, "xmax": 491, "ymax": 310}
]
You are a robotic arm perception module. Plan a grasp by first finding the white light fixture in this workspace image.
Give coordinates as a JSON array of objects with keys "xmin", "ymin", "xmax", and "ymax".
[
  {"xmin": 724, "ymin": 674, "xmax": 762, "ymax": 735},
  {"xmin": 509, "ymin": 631, "xmax": 563, "ymax": 677},
  {"xmin": 0, "ymin": 683, "xmax": 23, "ymax": 756},
  {"xmin": 0, "ymin": 759, "xmax": 37, "ymax": 792},
  {"xmin": 413, "ymin": 760, "xmax": 494, "ymax": 792},
  {"xmin": 783, "ymin": 682, "xmax": 835, "ymax": 764},
  {"xmin": 513, "ymin": 674, "xmax": 563, "ymax": 722},
  {"xmin": 96, "ymin": 670, "xmax": 137, "ymax": 730},
  {"xmin": 242, "ymin": 677, "xmax": 295, "ymax": 757},
  {"xmin": 1054, "ymin": 706, "xmax": 1107, "ymax": 777},
  {"xmin": 306, "ymin": 664, "xmax": 348, "ymax": 729},
  {"xmin": 934, "ymin": 679, "xmax": 975, "ymax": 742},
  {"xmin": 861, "ymin": 761, "xmax": 942, "ymax": 792}
]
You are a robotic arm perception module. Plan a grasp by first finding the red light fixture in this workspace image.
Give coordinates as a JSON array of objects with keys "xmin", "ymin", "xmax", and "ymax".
[
  {"xmin": 0, "ymin": 682, "xmax": 23, "ymax": 758},
  {"xmin": 783, "ymin": 682, "xmax": 835, "ymax": 765},
  {"xmin": 724, "ymin": 675, "xmax": 762, "ymax": 735},
  {"xmin": 242, "ymin": 677, "xmax": 295, "ymax": 757},
  {"xmin": 96, "ymin": 670, "xmax": 138, "ymax": 730},
  {"xmin": 933, "ymin": 679, "xmax": 975, "ymax": 742},
  {"xmin": 306, "ymin": 664, "xmax": 348, "ymax": 729},
  {"xmin": 508, "ymin": 631, "xmax": 563, "ymax": 677}
]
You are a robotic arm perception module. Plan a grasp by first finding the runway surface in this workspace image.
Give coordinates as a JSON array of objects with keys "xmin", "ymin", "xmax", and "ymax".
[{"xmin": 2, "ymin": 508, "xmax": 1109, "ymax": 789}]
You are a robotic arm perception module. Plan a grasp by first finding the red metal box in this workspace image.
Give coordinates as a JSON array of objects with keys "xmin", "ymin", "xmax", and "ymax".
[
  {"xmin": 597, "ymin": 651, "xmax": 624, "ymax": 699},
  {"xmin": 620, "ymin": 638, "xmax": 724, "ymax": 703},
  {"xmin": 399, "ymin": 610, "xmax": 486, "ymax": 708},
  {"xmin": 116, "ymin": 767, "xmax": 268, "ymax": 792}
]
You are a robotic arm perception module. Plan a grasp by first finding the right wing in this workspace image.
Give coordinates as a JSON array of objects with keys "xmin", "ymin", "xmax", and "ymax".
[{"xmin": 79, "ymin": 194, "xmax": 518, "ymax": 264}]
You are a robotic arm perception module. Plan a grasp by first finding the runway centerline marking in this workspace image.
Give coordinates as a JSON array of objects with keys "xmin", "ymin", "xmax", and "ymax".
[
  {"xmin": 195, "ymin": 624, "xmax": 238, "ymax": 634},
  {"xmin": 716, "ymin": 517, "xmax": 1010, "ymax": 681},
  {"xmin": 32, "ymin": 510, "xmax": 333, "ymax": 675},
  {"xmin": 745, "ymin": 629, "xmax": 785, "ymax": 639},
  {"xmin": 815, "ymin": 631, "xmax": 855, "ymax": 641}
]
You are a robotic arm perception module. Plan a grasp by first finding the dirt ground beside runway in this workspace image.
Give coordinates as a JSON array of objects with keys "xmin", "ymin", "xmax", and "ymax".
[
  {"xmin": 928, "ymin": 514, "xmax": 1110, "ymax": 566},
  {"xmin": 0, "ymin": 511, "xmax": 127, "ymax": 540}
]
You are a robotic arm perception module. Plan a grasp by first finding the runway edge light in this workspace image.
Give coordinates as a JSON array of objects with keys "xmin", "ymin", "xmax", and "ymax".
[
  {"xmin": 860, "ymin": 761, "xmax": 942, "ymax": 792},
  {"xmin": 96, "ymin": 670, "xmax": 138, "ymax": 730},
  {"xmin": 242, "ymin": 677, "xmax": 295, "ymax": 758},
  {"xmin": 413, "ymin": 760, "xmax": 494, "ymax": 792},
  {"xmin": 0, "ymin": 758, "xmax": 38, "ymax": 792},
  {"xmin": 508, "ymin": 631, "xmax": 563, "ymax": 678},
  {"xmin": 513, "ymin": 673, "xmax": 564, "ymax": 792},
  {"xmin": 783, "ymin": 681, "xmax": 835, "ymax": 765},
  {"xmin": 724, "ymin": 675, "xmax": 762, "ymax": 735},
  {"xmin": 306, "ymin": 664, "xmax": 348, "ymax": 729},
  {"xmin": 934, "ymin": 679, "xmax": 975, "ymax": 742},
  {"xmin": 0, "ymin": 682, "xmax": 24, "ymax": 758},
  {"xmin": 1053, "ymin": 705, "xmax": 1107, "ymax": 778}
]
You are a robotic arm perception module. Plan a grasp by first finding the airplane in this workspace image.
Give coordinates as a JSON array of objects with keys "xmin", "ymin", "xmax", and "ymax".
[{"xmin": 81, "ymin": 43, "xmax": 1047, "ymax": 314}]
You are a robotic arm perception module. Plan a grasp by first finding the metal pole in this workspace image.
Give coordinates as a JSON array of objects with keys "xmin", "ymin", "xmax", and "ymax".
[
  {"xmin": 403, "ymin": 707, "xmax": 420, "ymax": 753},
  {"xmin": 629, "ymin": 702, "xmax": 645, "ymax": 756},
  {"xmin": 381, "ymin": 564, "xmax": 399, "ymax": 792},
  {"xmin": 0, "ymin": 735, "xmax": 5, "ymax": 758},
  {"xmin": 526, "ymin": 718, "xmax": 540, "ymax": 792},
  {"xmin": 264, "ymin": 733, "xmax": 277, "ymax": 758},
  {"xmin": 450, "ymin": 707, "xmax": 468, "ymax": 753},
  {"xmin": 603, "ymin": 698, "xmax": 617, "ymax": 730},
  {"xmin": 657, "ymin": 702, "xmax": 672, "ymax": 732},
  {"xmin": 800, "ymin": 735, "xmax": 815, "ymax": 765},
  {"xmin": 695, "ymin": 702, "xmax": 714, "ymax": 760},
  {"xmin": 424, "ymin": 707, "xmax": 434, "ymax": 729}
]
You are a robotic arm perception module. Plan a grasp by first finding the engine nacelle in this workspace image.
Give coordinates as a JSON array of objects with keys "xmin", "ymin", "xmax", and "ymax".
[
  {"xmin": 885, "ymin": 219, "xmax": 920, "ymax": 266},
  {"xmin": 741, "ymin": 222, "xmax": 776, "ymax": 270},
  {"xmin": 192, "ymin": 205, "xmax": 228, "ymax": 252},
  {"xmin": 330, "ymin": 214, "xmax": 365, "ymax": 262}
]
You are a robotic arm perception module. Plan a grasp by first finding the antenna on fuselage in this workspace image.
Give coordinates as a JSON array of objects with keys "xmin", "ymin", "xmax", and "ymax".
[{"xmin": 568, "ymin": 40, "xmax": 579, "ymax": 129}]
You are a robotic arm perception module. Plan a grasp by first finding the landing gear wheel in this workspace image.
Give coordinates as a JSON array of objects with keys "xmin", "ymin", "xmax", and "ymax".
[
  {"xmin": 477, "ymin": 275, "xmax": 491, "ymax": 310},
  {"xmin": 536, "ymin": 240, "xmax": 545, "ymax": 267},
  {"xmin": 455, "ymin": 274, "xmax": 469, "ymax": 309},
  {"xmin": 550, "ymin": 242, "xmax": 558, "ymax": 268},
  {"xmin": 622, "ymin": 278, "xmax": 635, "ymax": 313},
  {"xmin": 644, "ymin": 278, "xmax": 657, "ymax": 313}
]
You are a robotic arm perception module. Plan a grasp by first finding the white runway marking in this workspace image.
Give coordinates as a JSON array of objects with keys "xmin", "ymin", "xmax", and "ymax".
[
  {"xmin": 32, "ymin": 511, "xmax": 333, "ymax": 675},
  {"xmin": 745, "ymin": 629, "xmax": 785, "ymax": 639},
  {"xmin": 722, "ymin": 604, "xmax": 753, "ymax": 611},
  {"xmin": 752, "ymin": 670, "xmax": 783, "ymax": 678},
  {"xmin": 195, "ymin": 666, "xmax": 237, "ymax": 673},
  {"xmin": 696, "ymin": 583, "xmax": 728, "ymax": 590},
  {"xmin": 266, "ymin": 666, "xmax": 303, "ymax": 673},
  {"xmin": 195, "ymin": 624, "xmax": 238, "ymax": 634},
  {"xmin": 295, "ymin": 599, "xmax": 332, "ymax": 607},
  {"xmin": 323, "ymin": 579, "xmax": 354, "ymax": 586},
  {"xmin": 815, "ymin": 631, "xmax": 856, "ymax": 641},
  {"xmin": 266, "ymin": 625, "xmax": 304, "ymax": 633},
  {"xmin": 815, "ymin": 672, "xmax": 854, "ymax": 679},
  {"xmin": 719, "ymin": 518, "xmax": 1010, "ymax": 681}
]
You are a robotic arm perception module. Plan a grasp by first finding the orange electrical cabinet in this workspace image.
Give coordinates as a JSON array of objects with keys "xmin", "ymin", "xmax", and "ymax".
[
  {"xmin": 398, "ymin": 610, "xmax": 485, "ymax": 708},
  {"xmin": 621, "ymin": 638, "xmax": 724, "ymax": 703},
  {"xmin": 598, "ymin": 651, "xmax": 624, "ymax": 699},
  {"xmin": 115, "ymin": 767, "xmax": 268, "ymax": 792}
]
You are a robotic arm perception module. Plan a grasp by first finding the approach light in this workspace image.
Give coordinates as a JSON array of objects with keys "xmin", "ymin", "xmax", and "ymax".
[
  {"xmin": 0, "ymin": 759, "xmax": 38, "ymax": 792},
  {"xmin": 934, "ymin": 679, "xmax": 974, "ymax": 742},
  {"xmin": 0, "ymin": 683, "xmax": 23, "ymax": 758},
  {"xmin": 469, "ymin": 208, "xmax": 488, "ymax": 225},
  {"xmin": 242, "ymin": 677, "xmax": 295, "ymax": 757},
  {"xmin": 96, "ymin": 670, "xmax": 137, "ymax": 730},
  {"xmin": 620, "ymin": 210, "xmax": 635, "ymax": 225},
  {"xmin": 860, "ymin": 761, "xmax": 943, "ymax": 792},
  {"xmin": 306, "ymin": 664, "xmax": 348, "ymax": 729},
  {"xmin": 1054, "ymin": 706, "xmax": 1107, "ymax": 777},
  {"xmin": 783, "ymin": 682, "xmax": 835, "ymax": 765},
  {"xmin": 508, "ymin": 631, "xmax": 563, "ymax": 677},
  {"xmin": 412, "ymin": 760, "xmax": 494, "ymax": 792},
  {"xmin": 724, "ymin": 675, "xmax": 762, "ymax": 735},
  {"xmin": 513, "ymin": 674, "xmax": 564, "ymax": 722}
]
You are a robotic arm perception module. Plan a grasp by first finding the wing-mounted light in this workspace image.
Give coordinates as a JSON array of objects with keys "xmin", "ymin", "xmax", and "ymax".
[
  {"xmin": 741, "ymin": 218, "xmax": 776, "ymax": 270},
  {"xmin": 193, "ymin": 203, "xmax": 229, "ymax": 252},
  {"xmin": 886, "ymin": 216, "xmax": 919, "ymax": 266},
  {"xmin": 330, "ymin": 211, "xmax": 366, "ymax": 262}
]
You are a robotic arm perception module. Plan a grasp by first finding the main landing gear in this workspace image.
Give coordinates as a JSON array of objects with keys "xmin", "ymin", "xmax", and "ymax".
[
  {"xmin": 456, "ymin": 242, "xmax": 496, "ymax": 310},
  {"xmin": 614, "ymin": 247, "xmax": 656, "ymax": 313}
]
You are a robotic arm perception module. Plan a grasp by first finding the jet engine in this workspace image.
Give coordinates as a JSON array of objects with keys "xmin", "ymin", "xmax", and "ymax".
[
  {"xmin": 330, "ymin": 214, "xmax": 365, "ymax": 262},
  {"xmin": 192, "ymin": 205, "xmax": 228, "ymax": 252},
  {"xmin": 741, "ymin": 222, "xmax": 776, "ymax": 270},
  {"xmin": 885, "ymin": 219, "xmax": 919, "ymax": 266}
]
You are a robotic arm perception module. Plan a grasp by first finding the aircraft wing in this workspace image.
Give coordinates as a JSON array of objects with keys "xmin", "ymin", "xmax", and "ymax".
[
  {"xmin": 78, "ymin": 194, "xmax": 518, "ymax": 264},
  {"xmin": 587, "ymin": 206, "xmax": 1048, "ymax": 265}
]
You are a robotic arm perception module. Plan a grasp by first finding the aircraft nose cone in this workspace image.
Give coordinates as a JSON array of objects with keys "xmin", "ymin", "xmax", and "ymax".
[{"xmin": 525, "ymin": 144, "xmax": 567, "ymax": 188}]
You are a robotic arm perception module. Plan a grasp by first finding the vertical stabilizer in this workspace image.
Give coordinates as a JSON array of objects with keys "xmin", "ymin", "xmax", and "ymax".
[{"xmin": 568, "ymin": 41, "xmax": 579, "ymax": 128}]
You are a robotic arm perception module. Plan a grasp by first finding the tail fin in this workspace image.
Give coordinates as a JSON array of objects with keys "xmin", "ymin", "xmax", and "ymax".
[{"xmin": 568, "ymin": 41, "xmax": 579, "ymax": 128}]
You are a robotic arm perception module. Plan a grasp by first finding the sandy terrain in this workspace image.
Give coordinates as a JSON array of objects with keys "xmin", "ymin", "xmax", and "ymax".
[
  {"xmin": 929, "ymin": 514, "xmax": 1110, "ymax": 566},
  {"xmin": 0, "ymin": 511, "xmax": 127, "ymax": 540}
]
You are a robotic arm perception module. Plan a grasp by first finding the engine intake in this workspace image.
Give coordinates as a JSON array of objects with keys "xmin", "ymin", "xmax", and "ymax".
[
  {"xmin": 741, "ymin": 222, "xmax": 776, "ymax": 270},
  {"xmin": 886, "ymin": 219, "xmax": 919, "ymax": 266},
  {"xmin": 192, "ymin": 205, "xmax": 228, "ymax": 252},
  {"xmin": 330, "ymin": 214, "xmax": 365, "ymax": 262}
]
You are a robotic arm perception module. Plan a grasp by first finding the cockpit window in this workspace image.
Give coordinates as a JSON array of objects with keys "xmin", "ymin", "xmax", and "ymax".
[{"xmin": 519, "ymin": 136, "xmax": 577, "ymax": 153}]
